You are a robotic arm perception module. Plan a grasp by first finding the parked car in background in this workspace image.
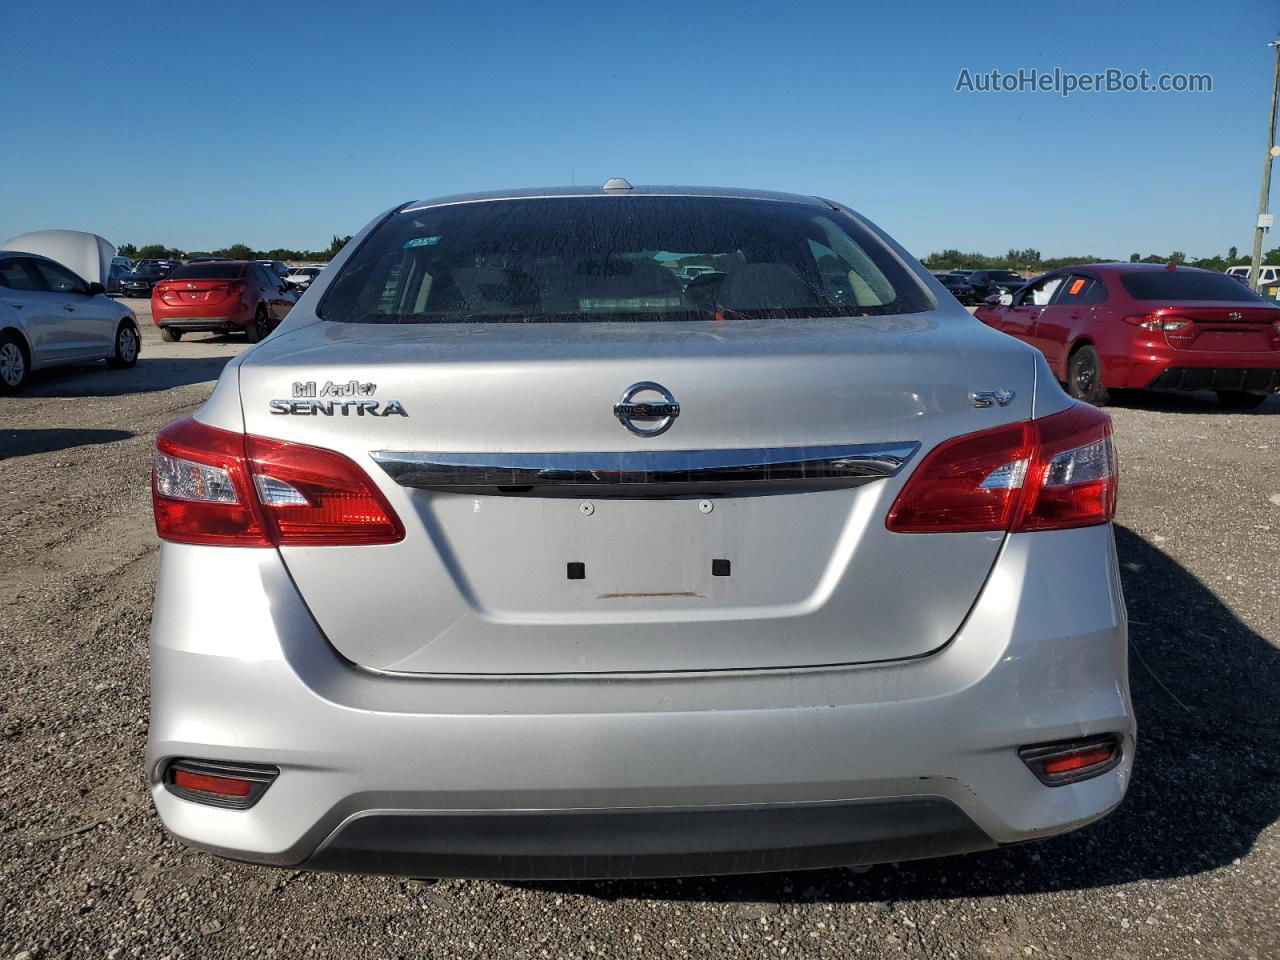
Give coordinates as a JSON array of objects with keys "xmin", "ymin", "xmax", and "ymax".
[
  {"xmin": 106, "ymin": 259, "xmax": 133, "ymax": 296},
  {"xmin": 255, "ymin": 259, "xmax": 290, "ymax": 280},
  {"xmin": 0, "ymin": 250, "xmax": 140, "ymax": 390},
  {"xmin": 975, "ymin": 263, "xmax": 1280, "ymax": 408},
  {"xmin": 119, "ymin": 260, "xmax": 181, "ymax": 298},
  {"xmin": 1226, "ymin": 265, "xmax": 1280, "ymax": 286},
  {"xmin": 966, "ymin": 269, "xmax": 1027, "ymax": 300},
  {"xmin": 152, "ymin": 260, "xmax": 296, "ymax": 342},
  {"xmin": 285, "ymin": 265, "xmax": 324, "ymax": 290},
  {"xmin": 934, "ymin": 272, "xmax": 977, "ymax": 304},
  {"xmin": 147, "ymin": 183, "xmax": 1131, "ymax": 881}
]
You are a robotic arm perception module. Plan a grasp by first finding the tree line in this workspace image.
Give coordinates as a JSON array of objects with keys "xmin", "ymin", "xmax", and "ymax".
[
  {"xmin": 922, "ymin": 246, "xmax": 1280, "ymax": 274},
  {"xmin": 116, "ymin": 234, "xmax": 353, "ymax": 263}
]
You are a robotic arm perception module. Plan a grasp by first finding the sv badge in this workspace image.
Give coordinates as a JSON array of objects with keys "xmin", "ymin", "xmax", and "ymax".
[{"xmin": 970, "ymin": 389, "xmax": 1015, "ymax": 408}]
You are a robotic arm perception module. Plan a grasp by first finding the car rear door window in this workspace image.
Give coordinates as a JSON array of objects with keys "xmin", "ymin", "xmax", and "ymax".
[
  {"xmin": 1056, "ymin": 275, "xmax": 1108, "ymax": 306},
  {"xmin": 0, "ymin": 257, "xmax": 44, "ymax": 291},
  {"xmin": 31, "ymin": 259, "xmax": 87, "ymax": 294}
]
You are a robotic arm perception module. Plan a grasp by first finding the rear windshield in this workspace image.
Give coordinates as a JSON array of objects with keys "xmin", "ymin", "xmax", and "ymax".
[
  {"xmin": 169, "ymin": 263, "xmax": 243, "ymax": 280},
  {"xmin": 1120, "ymin": 271, "xmax": 1266, "ymax": 302},
  {"xmin": 320, "ymin": 196, "xmax": 932, "ymax": 324}
]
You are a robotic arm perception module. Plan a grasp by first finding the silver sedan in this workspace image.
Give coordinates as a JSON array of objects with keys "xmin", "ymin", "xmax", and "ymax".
[
  {"xmin": 0, "ymin": 251, "xmax": 140, "ymax": 390},
  {"xmin": 146, "ymin": 183, "xmax": 1132, "ymax": 879}
]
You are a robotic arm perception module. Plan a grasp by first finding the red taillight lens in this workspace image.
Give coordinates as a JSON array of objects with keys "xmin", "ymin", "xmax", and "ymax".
[
  {"xmin": 1015, "ymin": 404, "xmax": 1118, "ymax": 532},
  {"xmin": 172, "ymin": 769, "xmax": 252, "ymax": 797},
  {"xmin": 247, "ymin": 436, "xmax": 405, "ymax": 545},
  {"xmin": 1121, "ymin": 313, "xmax": 1189, "ymax": 331},
  {"xmin": 884, "ymin": 421, "xmax": 1031, "ymax": 533},
  {"xmin": 152, "ymin": 417, "xmax": 403, "ymax": 547},
  {"xmin": 153, "ymin": 417, "xmax": 268, "ymax": 545},
  {"xmin": 886, "ymin": 404, "xmax": 1116, "ymax": 534}
]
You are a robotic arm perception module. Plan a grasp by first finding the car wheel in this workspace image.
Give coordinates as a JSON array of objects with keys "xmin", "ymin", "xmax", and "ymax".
[
  {"xmin": 1215, "ymin": 390, "xmax": 1269, "ymax": 410},
  {"xmin": 106, "ymin": 322, "xmax": 140, "ymax": 368},
  {"xmin": 160, "ymin": 327, "xmax": 183, "ymax": 342},
  {"xmin": 1066, "ymin": 344, "xmax": 1110, "ymax": 406},
  {"xmin": 0, "ymin": 333, "xmax": 29, "ymax": 392},
  {"xmin": 245, "ymin": 306, "xmax": 269, "ymax": 343}
]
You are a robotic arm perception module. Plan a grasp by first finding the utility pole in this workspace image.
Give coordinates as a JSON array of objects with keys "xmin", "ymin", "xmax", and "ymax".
[{"xmin": 1248, "ymin": 36, "xmax": 1280, "ymax": 291}]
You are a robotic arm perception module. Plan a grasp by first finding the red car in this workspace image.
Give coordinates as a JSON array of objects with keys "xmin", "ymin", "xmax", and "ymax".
[
  {"xmin": 975, "ymin": 263, "xmax": 1280, "ymax": 409},
  {"xmin": 152, "ymin": 260, "xmax": 296, "ymax": 343}
]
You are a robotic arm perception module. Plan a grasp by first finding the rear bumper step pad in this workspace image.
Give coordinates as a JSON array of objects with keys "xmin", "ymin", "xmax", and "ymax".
[{"xmin": 304, "ymin": 797, "xmax": 995, "ymax": 880}]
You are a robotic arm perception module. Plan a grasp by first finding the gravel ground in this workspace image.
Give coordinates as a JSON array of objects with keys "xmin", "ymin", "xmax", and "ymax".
[{"xmin": 1, "ymin": 303, "xmax": 1277, "ymax": 959}]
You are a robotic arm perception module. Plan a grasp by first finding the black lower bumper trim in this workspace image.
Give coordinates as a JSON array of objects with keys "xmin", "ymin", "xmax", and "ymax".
[
  {"xmin": 1146, "ymin": 366, "xmax": 1280, "ymax": 393},
  {"xmin": 160, "ymin": 321, "xmax": 240, "ymax": 333},
  {"xmin": 305, "ymin": 797, "xmax": 995, "ymax": 880}
]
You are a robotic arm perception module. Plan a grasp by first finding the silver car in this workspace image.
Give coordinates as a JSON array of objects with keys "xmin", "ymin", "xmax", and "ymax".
[
  {"xmin": 0, "ymin": 251, "xmax": 141, "ymax": 391},
  {"xmin": 147, "ymin": 183, "xmax": 1132, "ymax": 879}
]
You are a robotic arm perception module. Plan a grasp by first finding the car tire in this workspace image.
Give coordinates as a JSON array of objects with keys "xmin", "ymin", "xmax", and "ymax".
[
  {"xmin": 159, "ymin": 327, "xmax": 183, "ymax": 342},
  {"xmin": 1066, "ymin": 344, "xmax": 1110, "ymax": 406},
  {"xmin": 1215, "ymin": 390, "xmax": 1269, "ymax": 410},
  {"xmin": 0, "ymin": 332, "xmax": 29, "ymax": 392},
  {"xmin": 106, "ymin": 322, "xmax": 140, "ymax": 368},
  {"xmin": 245, "ymin": 306, "xmax": 269, "ymax": 343}
]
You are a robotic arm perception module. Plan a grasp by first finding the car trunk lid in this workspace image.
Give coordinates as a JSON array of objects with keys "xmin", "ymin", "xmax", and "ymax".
[
  {"xmin": 1156, "ymin": 303, "xmax": 1280, "ymax": 352},
  {"xmin": 237, "ymin": 316, "xmax": 1034, "ymax": 674}
]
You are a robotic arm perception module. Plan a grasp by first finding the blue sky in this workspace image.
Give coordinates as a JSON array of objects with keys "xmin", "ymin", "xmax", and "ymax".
[{"xmin": 2, "ymin": 0, "xmax": 1276, "ymax": 259}]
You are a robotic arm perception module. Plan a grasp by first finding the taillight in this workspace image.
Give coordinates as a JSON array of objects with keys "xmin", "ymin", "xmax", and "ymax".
[
  {"xmin": 886, "ymin": 404, "xmax": 1116, "ymax": 534},
  {"xmin": 1122, "ymin": 313, "xmax": 1189, "ymax": 331},
  {"xmin": 1015, "ymin": 404, "xmax": 1118, "ymax": 532},
  {"xmin": 152, "ymin": 417, "xmax": 403, "ymax": 547},
  {"xmin": 246, "ymin": 436, "xmax": 405, "ymax": 545},
  {"xmin": 153, "ymin": 417, "xmax": 268, "ymax": 545}
]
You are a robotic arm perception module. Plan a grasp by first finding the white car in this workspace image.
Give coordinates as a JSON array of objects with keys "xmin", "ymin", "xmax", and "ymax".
[
  {"xmin": 0, "ymin": 250, "xmax": 141, "ymax": 390},
  {"xmin": 1226, "ymin": 265, "xmax": 1280, "ymax": 285},
  {"xmin": 285, "ymin": 265, "xmax": 325, "ymax": 290}
]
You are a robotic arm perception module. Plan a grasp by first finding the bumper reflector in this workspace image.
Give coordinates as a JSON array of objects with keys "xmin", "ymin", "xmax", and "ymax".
[
  {"xmin": 164, "ymin": 759, "xmax": 279, "ymax": 809},
  {"xmin": 1018, "ymin": 735, "xmax": 1121, "ymax": 786}
]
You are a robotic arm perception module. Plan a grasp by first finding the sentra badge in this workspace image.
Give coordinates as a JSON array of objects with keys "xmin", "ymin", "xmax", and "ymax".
[{"xmin": 270, "ymin": 380, "xmax": 408, "ymax": 417}]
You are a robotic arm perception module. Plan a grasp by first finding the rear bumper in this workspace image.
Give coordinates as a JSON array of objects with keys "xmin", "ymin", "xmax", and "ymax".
[
  {"xmin": 147, "ymin": 525, "xmax": 1134, "ymax": 878},
  {"xmin": 1121, "ymin": 340, "xmax": 1280, "ymax": 391},
  {"xmin": 153, "ymin": 302, "xmax": 250, "ymax": 330}
]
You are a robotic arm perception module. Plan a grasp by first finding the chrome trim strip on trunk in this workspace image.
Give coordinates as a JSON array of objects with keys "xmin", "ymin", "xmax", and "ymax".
[{"xmin": 370, "ymin": 443, "xmax": 920, "ymax": 488}]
